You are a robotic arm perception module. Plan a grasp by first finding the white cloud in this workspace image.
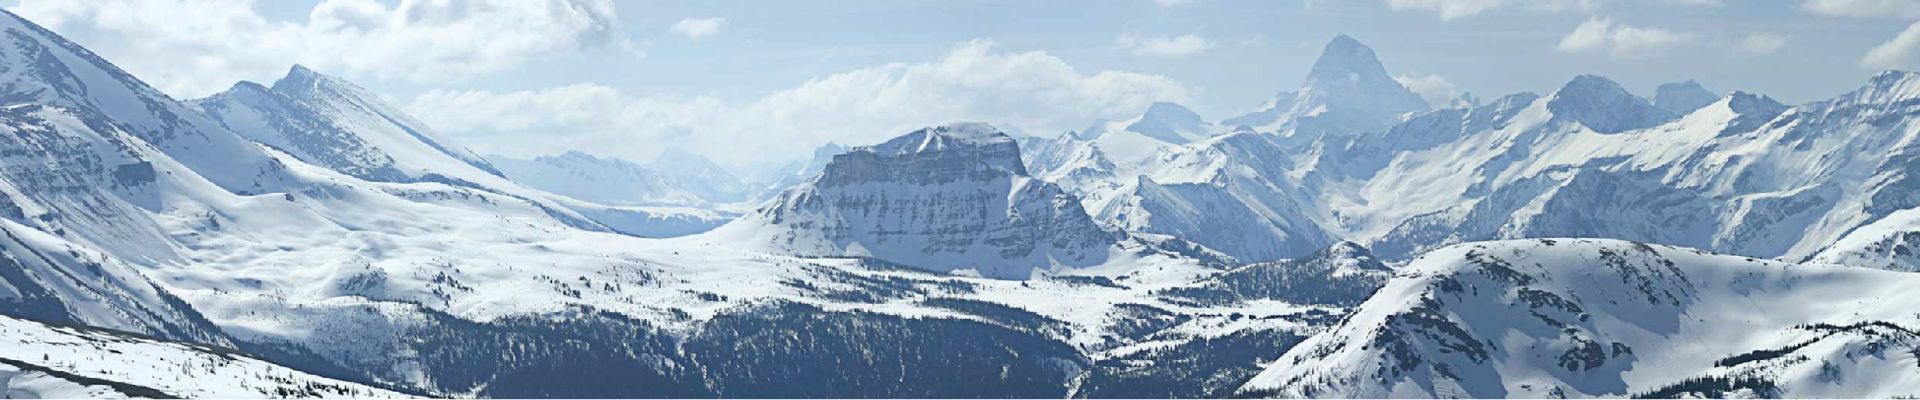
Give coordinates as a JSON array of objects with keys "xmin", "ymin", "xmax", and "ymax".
[
  {"xmin": 405, "ymin": 39, "xmax": 1193, "ymax": 165},
  {"xmin": 667, "ymin": 17, "xmax": 726, "ymax": 40},
  {"xmin": 1735, "ymin": 33, "xmax": 1789, "ymax": 55},
  {"xmin": 1801, "ymin": 0, "xmax": 1920, "ymax": 19},
  {"xmin": 1393, "ymin": 73, "xmax": 1459, "ymax": 108},
  {"xmin": 1383, "ymin": 0, "xmax": 1603, "ymax": 20},
  {"xmin": 1385, "ymin": 0, "xmax": 1507, "ymax": 20},
  {"xmin": 1555, "ymin": 17, "xmax": 1691, "ymax": 59},
  {"xmin": 8, "ymin": 0, "xmax": 627, "ymax": 98},
  {"xmin": 1154, "ymin": 0, "xmax": 1195, "ymax": 6},
  {"xmin": 1112, "ymin": 33, "xmax": 1212, "ymax": 57},
  {"xmin": 1863, "ymin": 21, "xmax": 1920, "ymax": 70}
]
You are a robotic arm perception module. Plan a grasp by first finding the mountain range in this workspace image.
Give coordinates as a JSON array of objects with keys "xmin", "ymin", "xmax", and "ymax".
[{"xmin": 0, "ymin": 7, "xmax": 1918, "ymax": 399}]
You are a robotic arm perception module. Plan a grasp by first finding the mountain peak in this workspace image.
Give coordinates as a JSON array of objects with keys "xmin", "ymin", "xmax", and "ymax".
[
  {"xmin": 1652, "ymin": 79, "xmax": 1719, "ymax": 115},
  {"xmin": 1717, "ymin": 90, "xmax": 1789, "ymax": 137},
  {"xmin": 1851, "ymin": 70, "xmax": 1920, "ymax": 104},
  {"xmin": 1306, "ymin": 35, "xmax": 1392, "ymax": 87},
  {"xmin": 1142, "ymin": 101, "xmax": 1202, "ymax": 123},
  {"xmin": 1547, "ymin": 75, "xmax": 1676, "ymax": 134},
  {"xmin": 1230, "ymin": 34, "xmax": 1430, "ymax": 134},
  {"xmin": 1126, "ymin": 101, "xmax": 1211, "ymax": 143},
  {"xmin": 272, "ymin": 64, "xmax": 333, "ymax": 94},
  {"xmin": 868, "ymin": 123, "xmax": 1017, "ymax": 158}
]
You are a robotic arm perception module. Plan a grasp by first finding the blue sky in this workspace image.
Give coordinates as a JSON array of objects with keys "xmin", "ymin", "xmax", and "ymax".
[{"xmin": 6, "ymin": 0, "xmax": 1920, "ymax": 167}]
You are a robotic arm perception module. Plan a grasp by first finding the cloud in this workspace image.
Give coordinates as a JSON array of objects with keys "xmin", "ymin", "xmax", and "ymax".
[
  {"xmin": 1735, "ymin": 33, "xmax": 1789, "ymax": 55},
  {"xmin": 405, "ymin": 39, "xmax": 1193, "ymax": 165},
  {"xmin": 1555, "ymin": 17, "xmax": 1691, "ymax": 58},
  {"xmin": 1112, "ymin": 33, "xmax": 1212, "ymax": 57},
  {"xmin": 667, "ymin": 17, "xmax": 726, "ymax": 40},
  {"xmin": 1383, "ymin": 0, "xmax": 1602, "ymax": 20},
  {"xmin": 1863, "ymin": 21, "xmax": 1920, "ymax": 70},
  {"xmin": 1801, "ymin": 0, "xmax": 1920, "ymax": 19},
  {"xmin": 1394, "ymin": 73, "xmax": 1459, "ymax": 108},
  {"xmin": 1384, "ymin": 0, "xmax": 1507, "ymax": 20},
  {"xmin": 8, "ymin": 0, "xmax": 627, "ymax": 98}
]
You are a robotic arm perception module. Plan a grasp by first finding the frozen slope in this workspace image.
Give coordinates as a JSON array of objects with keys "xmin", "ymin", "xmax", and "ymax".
[
  {"xmin": 0, "ymin": 314, "xmax": 406, "ymax": 399},
  {"xmin": 0, "ymin": 11, "xmax": 288, "ymax": 195},
  {"xmin": 192, "ymin": 66, "xmax": 736, "ymax": 237},
  {"xmin": 1240, "ymin": 239, "xmax": 1920, "ymax": 398}
]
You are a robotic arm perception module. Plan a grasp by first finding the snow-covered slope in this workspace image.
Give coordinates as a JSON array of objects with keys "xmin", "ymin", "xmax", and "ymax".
[
  {"xmin": 0, "ymin": 11, "xmax": 288, "ymax": 195},
  {"xmin": 192, "ymin": 66, "xmax": 752, "ymax": 237},
  {"xmin": 715, "ymin": 123, "xmax": 1124, "ymax": 278},
  {"xmin": 1084, "ymin": 131, "xmax": 1335, "ymax": 262},
  {"xmin": 261, "ymin": 65, "xmax": 503, "ymax": 180},
  {"xmin": 192, "ymin": 80, "xmax": 410, "ymax": 183},
  {"xmin": 1241, "ymin": 239, "xmax": 1920, "ymax": 399},
  {"xmin": 0, "ymin": 314, "xmax": 406, "ymax": 399}
]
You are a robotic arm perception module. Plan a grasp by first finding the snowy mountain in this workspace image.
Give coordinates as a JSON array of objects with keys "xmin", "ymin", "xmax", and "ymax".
[
  {"xmin": 1082, "ymin": 131, "xmax": 1336, "ymax": 263},
  {"xmin": 756, "ymin": 141, "xmax": 849, "ymax": 197},
  {"xmin": 192, "ymin": 65, "xmax": 749, "ymax": 237},
  {"xmin": 1240, "ymin": 239, "xmax": 1920, "ymax": 398},
  {"xmin": 194, "ymin": 65, "xmax": 504, "ymax": 185},
  {"xmin": 0, "ymin": 12, "xmax": 1338, "ymax": 397},
  {"xmin": 0, "ymin": 11, "xmax": 291, "ymax": 196},
  {"xmin": 0, "ymin": 314, "xmax": 405, "ymax": 399},
  {"xmin": 1223, "ymin": 35, "xmax": 1429, "ymax": 140},
  {"xmin": 487, "ymin": 147, "xmax": 759, "ymax": 211},
  {"xmin": 1653, "ymin": 79, "xmax": 1720, "ymax": 116},
  {"xmin": 715, "ymin": 123, "xmax": 1124, "ymax": 278},
  {"xmin": 9, "ymin": 4, "xmax": 1920, "ymax": 398},
  {"xmin": 1086, "ymin": 102, "xmax": 1221, "ymax": 145},
  {"xmin": 486, "ymin": 151, "xmax": 715, "ymax": 207},
  {"xmin": 653, "ymin": 147, "xmax": 754, "ymax": 203}
]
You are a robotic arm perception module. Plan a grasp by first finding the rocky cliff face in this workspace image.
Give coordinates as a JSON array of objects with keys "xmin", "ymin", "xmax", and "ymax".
[{"xmin": 728, "ymin": 123, "xmax": 1118, "ymax": 278}]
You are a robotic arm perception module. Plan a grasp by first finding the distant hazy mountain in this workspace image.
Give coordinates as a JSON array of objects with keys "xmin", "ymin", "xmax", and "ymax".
[{"xmin": 1223, "ymin": 35, "xmax": 1430, "ymax": 141}]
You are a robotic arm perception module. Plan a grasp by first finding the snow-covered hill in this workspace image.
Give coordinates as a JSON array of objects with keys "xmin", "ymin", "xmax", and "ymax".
[
  {"xmin": 0, "ymin": 314, "xmax": 406, "ymax": 399},
  {"xmin": 1239, "ymin": 239, "xmax": 1920, "ymax": 398}
]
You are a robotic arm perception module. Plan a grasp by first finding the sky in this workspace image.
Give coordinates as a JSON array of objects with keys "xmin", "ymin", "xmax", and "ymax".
[{"xmin": 4, "ymin": 0, "xmax": 1919, "ymax": 169}]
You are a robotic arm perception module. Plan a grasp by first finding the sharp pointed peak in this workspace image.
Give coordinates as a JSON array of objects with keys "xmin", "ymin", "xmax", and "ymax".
[
  {"xmin": 1307, "ymin": 35, "xmax": 1387, "ymax": 83},
  {"xmin": 280, "ymin": 64, "xmax": 327, "ymax": 83},
  {"xmin": 271, "ymin": 64, "xmax": 344, "ymax": 96}
]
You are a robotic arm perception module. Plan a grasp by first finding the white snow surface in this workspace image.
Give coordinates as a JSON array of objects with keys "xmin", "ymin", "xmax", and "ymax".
[
  {"xmin": 1240, "ymin": 238, "xmax": 1920, "ymax": 398},
  {"xmin": 0, "ymin": 314, "xmax": 406, "ymax": 399}
]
